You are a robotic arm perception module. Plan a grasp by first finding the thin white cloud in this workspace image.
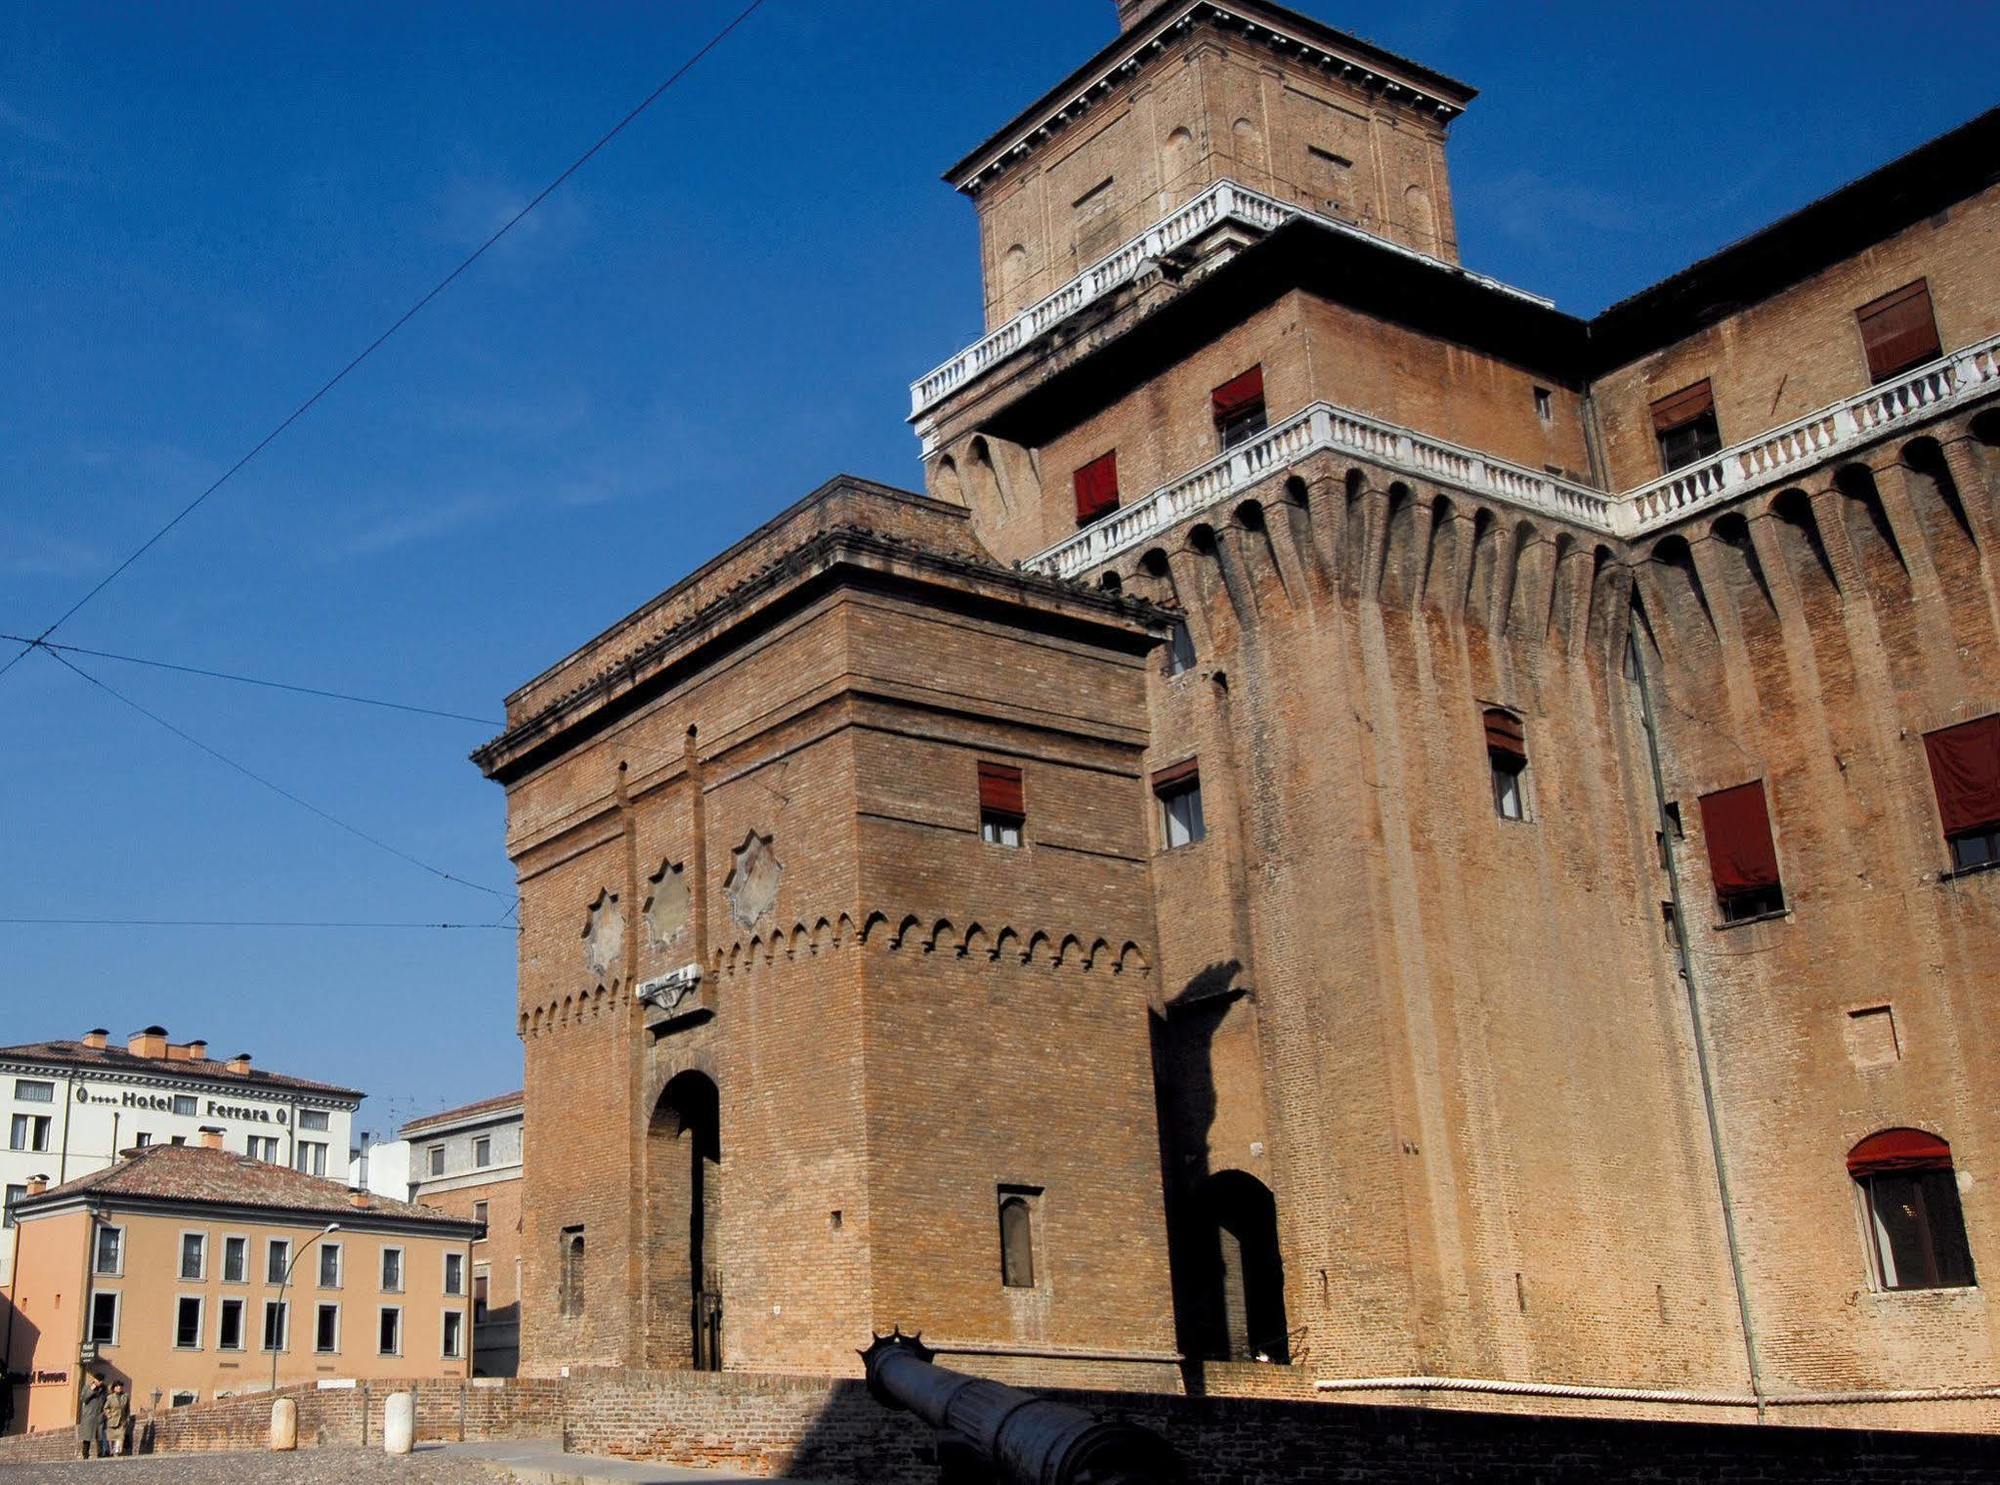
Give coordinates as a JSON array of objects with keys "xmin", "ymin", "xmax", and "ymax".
[{"xmin": 333, "ymin": 493, "xmax": 501, "ymax": 559}]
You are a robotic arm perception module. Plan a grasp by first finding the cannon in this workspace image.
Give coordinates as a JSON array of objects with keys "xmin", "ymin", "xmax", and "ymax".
[{"xmin": 860, "ymin": 1331, "xmax": 1184, "ymax": 1485}]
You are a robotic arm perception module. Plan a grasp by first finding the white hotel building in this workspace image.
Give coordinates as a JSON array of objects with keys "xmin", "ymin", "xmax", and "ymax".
[{"xmin": 0, "ymin": 1026, "xmax": 361, "ymax": 1283}]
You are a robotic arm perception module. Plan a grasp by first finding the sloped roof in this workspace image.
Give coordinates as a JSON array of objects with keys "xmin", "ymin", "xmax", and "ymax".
[
  {"xmin": 0, "ymin": 1039, "xmax": 363, "ymax": 1101},
  {"xmin": 15, "ymin": 1143, "xmax": 471, "ymax": 1230},
  {"xmin": 401, "ymin": 1090, "xmax": 524, "ymax": 1139}
]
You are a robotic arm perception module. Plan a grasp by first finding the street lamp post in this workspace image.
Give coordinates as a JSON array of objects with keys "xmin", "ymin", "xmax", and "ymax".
[{"xmin": 270, "ymin": 1223, "xmax": 340, "ymax": 1396}]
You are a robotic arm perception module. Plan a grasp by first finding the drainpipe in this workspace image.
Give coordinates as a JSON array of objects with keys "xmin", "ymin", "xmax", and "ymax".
[
  {"xmin": 57, "ymin": 1072, "xmax": 76, "ymax": 1185},
  {"xmin": 1629, "ymin": 612, "xmax": 1767, "ymax": 1420},
  {"xmin": 1, "ymin": 1214, "xmax": 22, "ymax": 1436}
]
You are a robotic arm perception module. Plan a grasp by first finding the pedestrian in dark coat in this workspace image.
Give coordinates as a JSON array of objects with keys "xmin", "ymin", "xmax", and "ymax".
[{"xmin": 76, "ymin": 1374, "xmax": 107, "ymax": 1459}]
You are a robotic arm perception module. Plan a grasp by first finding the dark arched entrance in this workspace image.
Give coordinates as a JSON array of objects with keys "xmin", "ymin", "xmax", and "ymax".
[
  {"xmin": 1196, "ymin": 1169, "xmax": 1289, "ymax": 1363},
  {"xmin": 649, "ymin": 1071, "xmax": 722, "ymax": 1369}
]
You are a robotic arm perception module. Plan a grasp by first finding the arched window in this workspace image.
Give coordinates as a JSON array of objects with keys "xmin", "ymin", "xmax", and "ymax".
[
  {"xmin": 1850, "ymin": 1130, "xmax": 1975, "ymax": 1291},
  {"xmin": 998, "ymin": 1189, "xmax": 1038, "ymax": 1289},
  {"xmin": 559, "ymin": 1227, "xmax": 586, "ymax": 1317}
]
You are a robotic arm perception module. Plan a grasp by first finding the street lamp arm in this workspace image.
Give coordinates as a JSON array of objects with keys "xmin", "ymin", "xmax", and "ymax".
[{"xmin": 269, "ymin": 1223, "xmax": 341, "ymax": 1396}]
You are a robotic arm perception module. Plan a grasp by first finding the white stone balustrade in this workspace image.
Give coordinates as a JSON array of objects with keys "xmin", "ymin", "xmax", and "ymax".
[
  {"xmin": 1622, "ymin": 334, "xmax": 2000, "ymax": 532},
  {"xmin": 909, "ymin": 179, "xmax": 1550, "ymax": 419},
  {"xmin": 1022, "ymin": 335, "xmax": 2000, "ymax": 581},
  {"xmin": 1030, "ymin": 402, "xmax": 1617, "ymax": 582}
]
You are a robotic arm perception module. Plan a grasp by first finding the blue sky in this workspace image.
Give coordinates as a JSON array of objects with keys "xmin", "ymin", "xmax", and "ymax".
[{"xmin": 3, "ymin": 1, "xmax": 1995, "ymax": 1134}]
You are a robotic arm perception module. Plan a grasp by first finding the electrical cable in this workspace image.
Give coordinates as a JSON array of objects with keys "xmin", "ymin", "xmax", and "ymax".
[
  {"xmin": 0, "ymin": 917, "xmax": 516, "ymax": 931},
  {"xmin": 0, "ymin": 633, "xmax": 500, "ymax": 726},
  {"xmin": 39, "ymin": 646, "xmax": 513, "ymax": 902},
  {"xmin": 0, "ymin": 0, "xmax": 771, "ymax": 686}
]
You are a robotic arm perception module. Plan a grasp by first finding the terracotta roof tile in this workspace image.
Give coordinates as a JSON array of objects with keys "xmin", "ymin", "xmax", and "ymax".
[
  {"xmin": 400, "ymin": 1090, "xmax": 524, "ymax": 1138},
  {"xmin": 0, "ymin": 1040, "xmax": 362, "ymax": 1100},
  {"xmin": 17, "ymin": 1144, "xmax": 471, "ymax": 1229}
]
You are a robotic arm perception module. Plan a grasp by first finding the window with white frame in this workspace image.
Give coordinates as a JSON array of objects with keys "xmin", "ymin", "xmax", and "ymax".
[
  {"xmin": 318, "ymin": 1242, "xmax": 342, "ymax": 1290},
  {"xmin": 94, "ymin": 1225, "xmax": 125, "ymax": 1277},
  {"xmin": 442, "ymin": 1308, "xmax": 465, "ymax": 1360},
  {"xmin": 378, "ymin": 1306, "xmax": 403, "ymax": 1356},
  {"xmin": 13, "ymin": 1079, "xmax": 53, "ymax": 1104},
  {"xmin": 381, "ymin": 1247, "xmax": 404, "ymax": 1293},
  {"xmin": 222, "ymin": 1235, "xmax": 248, "ymax": 1283},
  {"xmin": 315, "ymin": 1303, "xmax": 341, "ymax": 1355},
  {"xmin": 174, "ymin": 1295, "xmax": 204, "ymax": 1351},
  {"xmin": 473, "ymin": 1136, "xmax": 493, "ymax": 1168},
  {"xmin": 444, "ymin": 1251, "xmax": 465, "ymax": 1297},
  {"xmin": 1153, "ymin": 761, "xmax": 1206, "ymax": 849},
  {"xmin": 217, "ymin": 1297, "xmax": 246, "ymax": 1351},
  {"xmin": 427, "ymin": 1145, "xmax": 445, "ymax": 1178},
  {"xmin": 262, "ymin": 1300, "xmax": 289, "ymax": 1353},
  {"xmin": 296, "ymin": 1140, "xmax": 329, "ymax": 1177},
  {"xmin": 89, "ymin": 1291, "xmax": 120, "ymax": 1346},
  {"xmin": 179, "ymin": 1231, "xmax": 207, "ymax": 1281},
  {"xmin": 267, "ymin": 1238, "xmax": 291, "ymax": 1285},
  {"xmin": 247, "ymin": 1135, "xmax": 281, "ymax": 1163},
  {"xmin": 171, "ymin": 1094, "xmax": 197, "ymax": 1118},
  {"xmin": 299, "ymin": 1109, "xmax": 330, "ymax": 1132},
  {"xmin": 9, "ymin": 1113, "xmax": 50, "ymax": 1153}
]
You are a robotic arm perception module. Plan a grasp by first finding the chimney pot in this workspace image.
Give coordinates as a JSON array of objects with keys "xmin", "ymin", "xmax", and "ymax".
[
  {"xmin": 227, "ymin": 1052, "xmax": 252, "ymax": 1075},
  {"xmin": 82, "ymin": 1029, "xmax": 109, "ymax": 1051},
  {"xmin": 25, "ymin": 1174, "xmax": 47, "ymax": 1197},
  {"xmin": 186, "ymin": 1040, "xmax": 208, "ymax": 1059},
  {"xmin": 197, "ymin": 1126, "xmax": 225, "ymax": 1150},
  {"xmin": 128, "ymin": 1026, "xmax": 170, "ymax": 1059}
]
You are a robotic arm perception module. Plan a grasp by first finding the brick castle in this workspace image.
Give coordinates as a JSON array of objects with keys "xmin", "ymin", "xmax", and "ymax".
[{"xmin": 472, "ymin": 0, "xmax": 2000, "ymax": 1430}]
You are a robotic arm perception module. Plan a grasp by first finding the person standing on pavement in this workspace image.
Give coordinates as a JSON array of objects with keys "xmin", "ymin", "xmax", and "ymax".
[
  {"xmin": 102, "ymin": 1382, "xmax": 130, "ymax": 1456},
  {"xmin": 76, "ymin": 1374, "xmax": 107, "ymax": 1459}
]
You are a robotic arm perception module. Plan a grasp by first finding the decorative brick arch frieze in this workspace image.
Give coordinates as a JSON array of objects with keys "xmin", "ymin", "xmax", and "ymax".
[{"xmin": 686, "ymin": 909, "xmax": 1153, "ymax": 984}]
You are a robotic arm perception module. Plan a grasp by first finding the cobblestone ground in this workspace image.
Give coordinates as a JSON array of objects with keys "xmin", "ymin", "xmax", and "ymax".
[{"xmin": 0, "ymin": 1446, "xmax": 516, "ymax": 1484}]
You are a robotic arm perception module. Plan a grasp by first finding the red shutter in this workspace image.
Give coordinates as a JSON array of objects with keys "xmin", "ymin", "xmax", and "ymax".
[
  {"xmin": 1848, "ymin": 1128, "xmax": 1953, "ymax": 1177},
  {"xmin": 1483, "ymin": 709, "xmax": 1526, "ymax": 762},
  {"xmin": 1650, "ymin": 379, "xmax": 1714, "ymax": 433},
  {"xmin": 1073, "ymin": 452, "xmax": 1120, "ymax": 523},
  {"xmin": 1211, "ymin": 366, "xmax": 1265, "ymax": 418},
  {"xmin": 978, "ymin": 762, "xmax": 1024, "ymax": 819},
  {"xmin": 1857, "ymin": 280, "xmax": 1941, "ymax": 383},
  {"xmin": 1151, "ymin": 757, "xmax": 1200, "ymax": 793},
  {"xmin": 1923, "ymin": 715, "xmax": 2000, "ymax": 837},
  {"xmin": 1698, "ymin": 781, "xmax": 1781, "ymax": 895}
]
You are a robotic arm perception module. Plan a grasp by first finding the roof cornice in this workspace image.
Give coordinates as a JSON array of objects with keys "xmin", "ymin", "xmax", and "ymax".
[
  {"xmin": 0, "ymin": 1051, "xmax": 362, "ymax": 1105},
  {"xmin": 946, "ymin": 0, "xmax": 1476, "ymax": 197}
]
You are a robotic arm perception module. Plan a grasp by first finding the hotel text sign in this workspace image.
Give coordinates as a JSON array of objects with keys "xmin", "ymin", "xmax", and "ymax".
[{"xmin": 73, "ymin": 1086, "xmax": 289, "ymax": 1125}]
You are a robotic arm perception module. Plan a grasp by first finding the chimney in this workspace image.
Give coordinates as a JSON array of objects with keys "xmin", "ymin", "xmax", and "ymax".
[
  {"xmin": 227, "ymin": 1052, "xmax": 252, "ymax": 1076},
  {"xmin": 25, "ymin": 1174, "xmax": 47, "ymax": 1197},
  {"xmin": 197, "ymin": 1126, "xmax": 225, "ymax": 1150},
  {"xmin": 348, "ymin": 1189, "xmax": 373, "ymax": 1210},
  {"xmin": 82, "ymin": 1029, "xmax": 109, "ymax": 1051},
  {"xmin": 183, "ymin": 1039, "xmax": 209, "ymax": 1061},
  {"xmin": 128, "ymin": 1026, "xmax": 169, "ymax": 1059},
  {"xmin": 1117, "ymin": 0, "xmax": 1161, "ymax": 31}
]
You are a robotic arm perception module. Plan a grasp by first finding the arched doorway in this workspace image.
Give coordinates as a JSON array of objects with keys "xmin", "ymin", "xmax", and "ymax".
[
  {"xmin": 649, "ymin": 1071, "xmax": 722, "ymax": 1369},
  {"xmin": 1197, "ymin": 1170, "xmax": 1289, "ymax": 1363}
]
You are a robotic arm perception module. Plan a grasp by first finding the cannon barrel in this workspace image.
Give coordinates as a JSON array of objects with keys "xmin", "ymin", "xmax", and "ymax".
[{"xmin": 861, "ymin": 1332, "xmax": 1182, "ymax": 1485}]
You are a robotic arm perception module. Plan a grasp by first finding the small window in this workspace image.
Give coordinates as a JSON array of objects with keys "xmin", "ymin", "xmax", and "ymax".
[
  {"xmin": 1154, "ymin": 760, "xmax": 1206, "ymax": 849},
  {"xmin": 1651, "ymin": 380, "xmax": 1722, "ymax": 473},
  {"xmin": 428, "ymin": 1145, "xmax": 446, "ymax": 1178},
  {"xmin": 179, "ymin": 1232, "xmax": 207, "ymax": 1282},
  {"xmin": 222, "ymin": 1235, "xmax": 248, "ymax": 1284},
  {"xmin": 169, "ymin": 1391, "xmax": 197, "ymax": 1409},
  {"xmin": 1484, "ymin": 708, "xmax": 1529, "ymax": 822},
  {"xmin": 89, "ymin": 1292, "xmax": 119, "ymax": 1346},
  {"xmin": 560, "ymin": 1227, "xmax": 586, "ymax": 1319},
  {"xmin": 1923, "ymin": 715, "xmax": 2000, "ymax": 872},
  {"xmin": 474, "ymin": 1271, "xmax": 491, "ymax": 1321},
  {"xmin": 217, "ymin": 1298, "xmax": 246, "ymax": 1352},
  {"xmin": 1165, "ymin": 618, "xmax": 1196, "ymax": 677},
  {"xmin": 171, "ymin": 1094, "xmax": 197, "ymax": 1118},
  {"xmin": 1533, "ymin": 386, "xmax": 1554, "ymax": 423},
  {"xmin": 299, "ymin": 1109, "xmax": 330, "ymax": 1133},
  {"xmin": 998, "ymin": 1187, "xmax": 1040, "ymax": 1289},
  {"xmin": 381, "ymin": 1247, "xmax": 405, "ymax": 1293},
  {"xmin": 9, "ymin": 1114, "xmax": 50, "ymax": 1153},
  {"xmin": 473, "ymin": 1136, "xmax": 493, "ymax": 1169},
  {"xmin": 1699, "ymin": 780, "xmax": 1786, "ymax": 923},
  {"xmin": 267, "ymin": 1239, "xmax": 292, "ymax": 1286},
  {"xmin": 2, "ymin": 1184, "xmax": 23, "ymax": 1229},
  {"xmin": 1850, "ymin": 1130, "xmax": 1975, "ymax": 1291},
  {"xmin": 1857, "ymin": 279, "xmax": 1941, "ymax": 383},
  {"xmin": 134, "ymin": 1132, "xmax": 153, "ymax": 1148},
  {"xmin": 248, "ymin": 1135, "xmax": 280, "ymax": 1163},
  {"xmin": 296, "ymin": 1140, "xmax": 328, "ymax": 1177},
  {"xmin": 13, "ymin": 1079, "xmax": 53, "ymax": 1105},
  {"xmin": 316, "ymin": 1303, "xmax": 340, "ymax": 1355},
  {"xmin": 318, "ymin": 1242, "xmax": 342, "ymax": 1290},
  {"xmin": 94, "ymin": 1225, "xmax": 124, "ymax": 1277},
  {"xmin": 445, "ymin": 1251, "xmax": 465, "ymax": 1297},
  {"xmin": 442, "ymin": 1309, "xmax": 465, "ymax": 1360},
  {"xmin": 978, "ymin": 761, "xmax": 1026, "ymax": 848},
  {"xmin": 379, "ymin": 1306, "xmax": 403, "ymax": 1357},
  {"xmin": 174, "ymin": 1296, "xmax": 203, "ymax": 1351},
  {"xmin": 1212, "ymin": 366, "xmax": 1268, "ymax": 452},
  {"xmin": 473, "ymin": 1200, "xmax": 490, "ymax": 1233},
  {"xmin": 262, "ymin": 1300, "xmax": 289, "ymax": 1353},
  {"xmin": 1073, "ymin": 451, "xmax": 1120, "ymax": 527}
]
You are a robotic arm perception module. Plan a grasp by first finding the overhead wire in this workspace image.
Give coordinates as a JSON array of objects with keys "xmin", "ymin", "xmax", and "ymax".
[
  {"xmin": 39, "ymin": 647, "xmax": 513, "ymax": 902},
  {"xmin": 0, "ymin": 633, "xmax": 500, "ymax": 727},
  {"xmin": 0, "ymin": 0, "xmax": 772, "ymax": 686},
  {"xmin": 0, "ymin": 917, "xmax": 516, "ymax": 932}
]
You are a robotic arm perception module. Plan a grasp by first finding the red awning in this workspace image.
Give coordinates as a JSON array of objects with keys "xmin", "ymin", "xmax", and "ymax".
[
  {"xmin": 1211, "ymin": 366, "xmax": 1265, "ymax": 418},
  {"xmin": 977, "ymin": 762, "xmax": 1024, "ymax": 819},
  {"xmin": 1923, "ymin": 715, "xmax": 2000, "ymax": 837},
  {"xmin": 1151, "ymin": 757, "xmax": 1199, "ymax": 793},
  {"xmin": 1848, "ymin": 1128, "xmax": 1952, "ymax": 1176},
  {"xmin": 1699, "ymin": 781, "xmax": 1781, "ymax": 895},
  {"xmin": 1483, "ymin": 709, "xmax": 1526, "ymax": 761},
  {"xmin": 1858, "ymin": 280, "xmax": 1941, "ymax": 383},
  {"xmin": 1650, "ymin": 379, "xmax": 1715, "ymax": 433},
  {"xmin": 1074, "ymin": 452, "xmax": 1120, "ymax": 523}
]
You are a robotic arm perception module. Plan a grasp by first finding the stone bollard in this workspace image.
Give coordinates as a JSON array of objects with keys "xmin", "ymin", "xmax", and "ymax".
[
  {"xmin": 269, "ymin": 1397, "xmax": 298, "ymax": 1452},
  {"xmin": 383, "ymin": 1391, "xmax": 415, "ymax": 1456}
]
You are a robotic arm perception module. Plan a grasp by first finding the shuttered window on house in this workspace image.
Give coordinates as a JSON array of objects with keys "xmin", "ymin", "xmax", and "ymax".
[
  {"xmin": 978, "ymin": 762, "xmax": 1025, "ymax": 848},
  {"xmin": 1698, "ymin": 780, "xmax": 1786, "ymax": 923},
  {"xmin": 1650, "ymin": 379, "xmax": 1722, "ymax": 473},
  {"xmin": 1857, "ymin": 279, "xmax": 1942, "ymax": 384},
  {"xmin": 1849, "ymin": 1129, "xmax": 1975, "ymax": 1291},
  {"xmin": 1073, "ymin": 452, "xmax": 1121, "ymax": 526},
  {"xmin": 1484, "ymin": 708, "xmax": 1528, "ymax": 821},
  {"xmin": 1212, "ymin": 366, "xmax": 1268, "ymax": 451},
  {"xmin": 1922, "ymin": 714, "xmax": 2000, "ymax": 871}
]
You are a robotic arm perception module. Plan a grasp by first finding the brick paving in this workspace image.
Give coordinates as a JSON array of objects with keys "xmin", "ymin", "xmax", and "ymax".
[{"xmin": 0, "ymin": 1445, "xmax": 519, "ymax": 1485}]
